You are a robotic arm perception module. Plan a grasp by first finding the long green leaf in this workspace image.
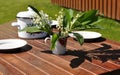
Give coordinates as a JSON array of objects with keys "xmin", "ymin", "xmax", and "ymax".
[
  {"xmin": 28, "ymin": 5, "xmax": 41, "ymax": 17},
  {"xmin": 65, "ymin": 9, "xmax": 73, "ymax": 22},
  {"xmin": 21, "ymin": 26, "xmax": 41, "ymax": 33},
  {"xmin": 73, "ymin": 33, "xmax": 84, "ymax": 45},
  {"xmin": 78, "ymin": 10, "xmax": 98, "ymax": 23},
  {"xmin": 65, "ymin": 9, "xmax": 73, "ymax": 29},
  {"xmin": 51, "ymin": 33, "xmax": 59, "ymax": 50}
]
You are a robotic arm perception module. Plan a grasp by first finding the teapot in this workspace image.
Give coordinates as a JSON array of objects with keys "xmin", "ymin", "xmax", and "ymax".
[{"xmin": 11, "ymin": 7, "xmax": 47, "ymax": 38}]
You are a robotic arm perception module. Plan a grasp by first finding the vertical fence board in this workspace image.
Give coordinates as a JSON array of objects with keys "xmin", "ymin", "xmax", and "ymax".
[
  {"xmin": 107, "ymin": 0, "xmax": 112, "ymax": 18},
  {"xmin": 69, "ymin": 0, "xmax": 71, "ymax": 8},
  {"xmin": 111, "ymin": 0, "xmax": 116, "ymax": 19},
  {"xmin": 86, "ymin": 0, "xmax": 89, "ymax": 11},
  {"xmin": 51, "ymin": 0, "xmax": 120, "ymax": 20},
  {"xmin": 82, "ymin": 0, "xmax": 85, "ymax": 11},
  {"xmin": 95, "ymin": 0, "xmax": 99, "ymax": 10},
  {"xmin": 79, "ymin": 0, "xmax": 82, "ymax": 11},
  {"xmin": 92, "ymin": 0, "xmax": 96, "ymax": 9},
  {"xmin": 103, "ymin": 0, "xmax": 108, "ymax": 16},
  {"xmin": 117, "ymin": 0, "xmax": 120, "ymax": 20},
  {"xmin": 100, "ymin": 0, "xmax": 103, "ymax": 13},
  {"xmin": 88, "ymin": 0, "xmax": 92, "ymax": 10},
  {"xmin": 76, "ymin": 0, "xmax": 79, "ymax": 10}
]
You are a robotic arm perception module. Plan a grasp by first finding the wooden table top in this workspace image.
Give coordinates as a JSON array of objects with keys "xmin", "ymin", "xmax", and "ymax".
[{"xmin": 0, "ymin": 21, "xmax": 120, "ymax": 75}]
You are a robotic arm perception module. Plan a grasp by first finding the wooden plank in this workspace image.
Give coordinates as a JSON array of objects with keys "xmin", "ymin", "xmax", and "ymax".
[
  {"xmin": 107, "ymin": 0, "xmax": 112, "ymax": 18},
  {"xmin": 0, "ymin": 58, "xmax": 25, "ymax": 75},
  {"xmin": 103, "ymin": 0, "xmax": 108, "ymax": 17},
  {"xmin": 116, "ymin": 0, "xmax": 120, "ymax": 20},
  {"xmin": 75, "ymin": 0, "xmax": 80, "ymax": 10},
  {"xmin": 27, "ymin": 39, "xmax": 111, "ymax": 75},
  {"xmin": 92, "ymin": 0, "xmax": 96, "ymax": 10},
  {"xmin": 66, "ymin": 38, "xmax": 120, "ymax": 70},
  {"xmin": 100, "ymin": 0, "xmax": 103, "ymax": 14},
  {"xmin": 67, "ymin": 0, "xmax": 70, "ymax": 8},
  {"xmin": 85, "ymin": 0, "xmax": 89, "ymax": 11},
  {"xmin": 0, "ymin": 54, "xmax": 47, "ymax": 75},
  {"xmin": 81, "ymin": 0, "xmax": 85, "ymax": 11},
  {"xmin": 73, "ymin": 0, "xmax": 76, "ymax": 9},
  {"xmin": 95, "ymin": 0, "xmax": 99, "ymax": 10},
  {"xmin": 79, "ymin": 0, "xmax": 82, "ymax": 11},
  {"xmin": 27, "ymin": 43, "xmax": 95, "ymax": 75},
  {"xmin": 15, "ymin": 52, "xmax": 71, "ymax": 75},
  {"xmin": 63, "ymin": 0, "xmax": 66, "ymax": 6},
  {"xmin": 111, "ymin": 0, "xmax": 116, "ymax": 19},
  {"xmin": 88, "ymin": 0, "xmax": 92, "ymax": 10}
]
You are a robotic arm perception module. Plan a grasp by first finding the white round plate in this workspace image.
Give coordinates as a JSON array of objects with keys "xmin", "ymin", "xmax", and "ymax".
[
  {"xmin": 50, "ymin": 20, "xmax": 58, "ymax": 26},
  {"xmin": 69, "ymin": 31, "xmax": 102, "ymax": 39},
  {"xmin": 0, "ymin": 39, "xmax": 27, "ymax": 50}
]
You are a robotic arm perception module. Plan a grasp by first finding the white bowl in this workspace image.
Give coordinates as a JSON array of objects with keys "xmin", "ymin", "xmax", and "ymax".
[{"xmin": 18, "ymin": 31, "xmax": 47, "ymax": 39}]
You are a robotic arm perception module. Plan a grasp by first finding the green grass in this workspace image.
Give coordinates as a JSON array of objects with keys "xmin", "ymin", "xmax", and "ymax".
[
  {"xmin": 0, "ymin": 0, "xmax": 61, "ymax": 24},
  {"xmin": 94, "ymin": 18, "xmax": 120, "ymax": 42},
  {"xmin": 0, "ymin": 0, "xmax": 120, "ymax": 42}
]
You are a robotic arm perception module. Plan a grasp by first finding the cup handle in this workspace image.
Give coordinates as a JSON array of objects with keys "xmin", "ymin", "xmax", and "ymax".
[{"xmin": 44, "ymin": 37, "xmax": 51, "ymax": 43}]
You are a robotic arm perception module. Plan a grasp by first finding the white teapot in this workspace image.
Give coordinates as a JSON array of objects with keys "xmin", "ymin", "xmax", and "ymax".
[{"xmin": 11, "ymin": 7, "xmax": 47, "ymax": 38}]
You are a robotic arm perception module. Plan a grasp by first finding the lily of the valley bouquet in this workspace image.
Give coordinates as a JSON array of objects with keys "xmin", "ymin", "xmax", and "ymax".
[{"xmin": 23, "ymin": 5, "xmax": 102, "ymax": 54}]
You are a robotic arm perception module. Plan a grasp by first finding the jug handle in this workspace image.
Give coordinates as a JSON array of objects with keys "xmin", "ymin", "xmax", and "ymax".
[
  {"xmin": 11, "ymin": 22, "xmax": 21, "ymax": 30},
  {"xmin": 11, "ymin": 22, "xmax": 19, "ymax": 27},
  {"xmin": 44, "ymin": 37, "xmax": 51, "ymax": 43}
]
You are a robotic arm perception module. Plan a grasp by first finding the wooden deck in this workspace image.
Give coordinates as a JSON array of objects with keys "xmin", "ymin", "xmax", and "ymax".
[{"xmin": 0, "ymin": 21, "xmax": 120, "ymax": 75}]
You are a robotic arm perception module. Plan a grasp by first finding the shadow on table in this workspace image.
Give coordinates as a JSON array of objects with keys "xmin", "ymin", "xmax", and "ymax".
[
  {"xmin": 65, "ymin": 43, "xmax": 120, "ymax": 68},
  {"xmin": 41, "ymin": 50, "xmax": 53, "ymax": 54},
  {"xmin": 84, "ymin": 37, "xmax": 106, "ymax": 43},
  {"xmin": 100, "ymin": 69, "xmax": 120, "ymax": 75},
  {"xmin": 41, "ymin": 42, "xmax": 120, "ymax": 68},
  {"xmin": 0, "ymin": 44, "xmax": 32, "ymax": 53}
]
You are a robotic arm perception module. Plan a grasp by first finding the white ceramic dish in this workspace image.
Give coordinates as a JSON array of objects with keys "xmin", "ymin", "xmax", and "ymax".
[
  {"xmin": 50, "ymin": 20, "xmax": 58, "ymax": 26},
  {"xmin": 18, "ymin": 31, "xmax": 47, "ymax": 39},
  {"xmin": 0, "ymin": 39, "xmax": 27, "ymax": 50},
  {"xmin": 69, "ymin": 31, "xmax": 102, "ymax": 39}
]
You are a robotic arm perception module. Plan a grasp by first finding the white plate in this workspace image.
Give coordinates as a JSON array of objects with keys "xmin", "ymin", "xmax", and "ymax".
[
  {"xmin": 50, "ymin": 20, "xmax": 58, "ymax": 26},
  {"xmin": 69, "ymin": 31, "xmax": 102, "ymax": 39},
  {"xmin": 0, "ymin": 39, "xmax": 27, "ymax": 50}
]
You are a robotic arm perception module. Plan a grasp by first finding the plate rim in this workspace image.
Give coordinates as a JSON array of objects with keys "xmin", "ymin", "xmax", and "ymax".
[
  {"xmin": 69, "ymin": 31, "xmax": 102, "ymax": 39},
  {"xmin": 0, "ymin": 39, "xmax": 27, "ymax": 50}
]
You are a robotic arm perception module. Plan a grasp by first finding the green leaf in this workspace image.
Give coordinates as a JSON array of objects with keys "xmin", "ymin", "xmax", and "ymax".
[
  {"xmin": 51, "ymin": 33, "xmax": 59, "ymax": 50},
  {"xmin": 21, "ymin": 26, "xmax": 41, "ymax": 33},
  {"xmin": 66, "ymin": 9, "xmax": 73, "ymax": 21},
  {"xmin": 81, "ymin": 20, "xmax": 92, "ymax": 25},
  {"xmin": 65, "ymin": 9, "xmax": 74, "ymax": 29},
  {"xmin": 28, "ymin": 5, "xmax": 41, "ymax": 17},
  {"xmin": 90, "ymin": 17, "xmax": 104, "ymax": 25},
  {"xmin": 63, "ymin": 15, "xmax": 68, "ymax": 29},
  {"xmin": 77, "ymin": 10, "xmax": 99, "ymax": 26},
  {"xmin": 43, "ymin": 24, "xmax": 53, "ymax": 35},
  {"xmin": 73, "ymin": 33, "xmax": 84, "ymax": 45},
  {"xmin": 78, "ymin": 10, "xmax": 98, "ymax": 23},
  {"xmin": 72, "ymin": 10, "xmax": 102, "ymax": 30}
]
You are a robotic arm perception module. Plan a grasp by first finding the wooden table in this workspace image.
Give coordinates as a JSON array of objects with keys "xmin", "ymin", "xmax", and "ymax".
[{"xmin": 0, "ymin": 21, "xmax": 120, "ymax": 75}]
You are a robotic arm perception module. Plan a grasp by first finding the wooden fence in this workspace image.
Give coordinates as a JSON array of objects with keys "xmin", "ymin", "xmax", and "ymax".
[{"xmin": 51, "ymin": 0, "xmax": 120, "ymax": 20}]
